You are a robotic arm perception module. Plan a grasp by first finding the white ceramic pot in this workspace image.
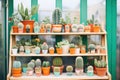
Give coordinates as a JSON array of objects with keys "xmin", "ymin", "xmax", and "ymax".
[
  {"xmin": 62, "ymin": 45, "xmax": 69, "ymax": 54},
  {"xmin": 75, "ymin": 48, "xmax": 80, "ymax": 54},
  {"xmin": 71, "ymin": 24, "xmax": 78, "ymax": 32},
  {"xmin": 12, "ymin": 49, "xmax": 18, "ymax": 54},
  {"xmin": 42, "ymin": 50, "xmax": 48, "ymax": 54}
]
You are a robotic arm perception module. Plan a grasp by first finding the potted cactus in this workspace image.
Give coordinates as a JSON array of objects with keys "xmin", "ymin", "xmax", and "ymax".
[
  {"xmin": 12, "ymin": 45, "xmax": 18, "ymax": 54},
  {"xmin": 40, "ymin": 23, "xmax": 46, "ymax": 33},
  {"xmin": 60, "ymin": 17, "xmax": 66, "ymax": 32},
  {"xmin": 55, "ymin": 42, "xmax": 62, "ymax": 54},
  {"xmin": 19, "ymin": 45, "xmax": 25, "ymax": 54},
  {"xmin": 34, "ymin": 22, "xmax": 40, "ymax": 33},
  {"xmin": 66, "ymin": 65, "xmax": 73, "ymax": 76},
  {"xmin": 52, "ymin": 57, "xmax": 64, "ymax": 74},
  {"xmin": 42, "ymin": 61, "xmax": 50, "ymax": 75},
  {"xmin": 80, "ymin": 45, "xmax": 86, "ymax": 54},
  {"xmin": 69, "ymin": 44, "xmax": 76, "ymax": 54},
  {"xmin": 52, "ymin": 8, "xmax": 62, "ymax": 33},
  {"xmin": 61, "ymin": 40, "xmax": 70, "ymax": 54},
  {"xmin": 78, "ymin": 24, "xmax": 84, "ymax": 32},
  {"xmin": 93, "ymin": 22, "xmax": 101, "ymax": 32},
  {"xmin": 95, "ymin": 59, "xmax": 107, "ymax": 76},
  {"xmin": 27, "ymin": 61, "xmax": 35, "ymax": 76},
  {"xmin": 18, "ymin": 3, "xmax": 39, "ymax": 33},
  {"xmin": 88, "ymin": 44, "xmax": 96, "ymax": 53},
  {"xmin": 71, "ymin": 17, "xmax": 78, "ymax": 32},
  {"xmin": 75, "ymin": 57, "xmax": 84, "ymax": 75},
  {"xmin": 54, "ymin": 67, "xmax": 60, "ymax": 76},
  {"xmin": 25, "ymin": 40, "xmax": 31, "ymax": 54},
  {"xmin": 41, "ymin": 42, "xmax": 48, "ymax": 54},
  {"xmin": 26, "ymin": 25, "xmax": 30, "ymax": 33},
  {"xmin": 35, "ymin": 59, "xmax": 41, "ymax": 76},
  {"xmin": 49, "ymin": 47, "xmax": 55, "ymax": 54},
  {"xmin": 22, "ymin": 64, "xmax": 27, "ymax": 73},
  {"xmin": 100, "ymin": 46, "xmax": 106, "ymax": 54},
  {"xmin": 35, "ymin": 46, "xmax": 41, "ymax": 54},
  {"xmin": 84, "ymin": 25, "xmax": 90, "ymax": 32},
  {"xmin": 18, "ymin": 22, "xmax": 24, "ymax": 33},
  {"xmin": 87, "ymin": 65, "xmax": 94, "ymax": 76},
  {"xmin": 12, "ymin": 61, "xmax": 22, "ymax": 77}
]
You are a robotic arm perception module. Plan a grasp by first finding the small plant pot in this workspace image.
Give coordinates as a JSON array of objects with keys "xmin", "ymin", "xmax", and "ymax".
[
  {"xmin": 25, "ymin": 49, "xmax": 31, "ymax": 54},
  {"xmin": 35, "ymin": 67, "xmax": 41, "ymax": 76},
  {"xmin": 69, "ymin": 48, "xmax": 75, "ymax": 54},
  {"xmin": 90, "ymin": 49, "xmax": 95, "ymax": 54},
  {"xmin": 100, "ymin": 49, "xmax": 106, "ymax": 54},
  {"xmin": 34, "ymin": 27, "xmax": 40, "ymax": 33},
  {"xmin": 93, "ymin": 26, "xmax": 100, "ymax": 32},
  {"xmin": 49, "ymin": 49, "xmax": 54, "ymax": 54},
  {"xmin": 96, "ymin": 67, "xmax": 107, "ymax": 76},
  {"xmin": 84, "ymin": 26, "xmax": 90, "ymax": 32},
  {"xmin": 54, "ymin": 72, "xmax": 60, "ymax": 77},
  {"xmin": 42, "ymin": 50, "xmax": 48, "ymax": 54},
  {"xmin": 75, "ymin": 48, "xmax": 80, "ymax": 54},
  {"xmin": 12, "ymin": 49, "xmax": 18, "ymax": 54},
  {"xmin": 89, "ymin": 24, "xmax": 94, "ymax": 32},
  {"xmin": 94, "ymin": 66, "xmax": 97, "ymax": 74},
  {"xmin": 71, "ymin": 24, "xmax": 78, "ymax": 32},
  {"xmin": 12, "ymin": 68, "xmax": 22, "ymax": 77},
  {"xmin": 26, "ymin": 70, "xmax": 34, "ymax": 76},
  {"xmin": 87, "ymin": 71, "xmax": 94, "ymax": 76},
  {"xmin": 78, "ymin": 24, "xmax": 84, "ymax": 32},
  {"xmin": 36, "ymin": 72, "xmax": 41, "ymax": 76},
  {"xmin": 52, "ymin": 24, "xmax": 62, "ymax": 33},
  {"xmin": 80, "ymin": 46, "xmax": 86, "ymax": 54},
  {"xmin": 26, "ymin": 28, "xmax": 30, "ymax": 33},
  {"xmin": 64, "ymin": 25, "xmax": 70, "ymax": 33},
  {"xmin": 35, "ymin": 47, "xmax": 40, "ymax": 54},
  {"xmin": 31, "ymin": 46, "xmax": 35, "ymax": 53},
  {"xmin": 40, "ymin": 28, "xmax": 45, "ymax": 33},
  {"xmin": 13, "ymin": 26, "xmax": 18, "ymax": 33},
  {"xmin": 67, "ymin": 72, "xmax": 73, "ymax": 76},
  {"xmin": 42, "ymin": 67, "xmax": 50, "ymax": 76},
  {"xmin": 62, "ymin": 45, "xmax": 69, "ymax": 54},
  {"xmin": 22, "ymin": 67, "xmax": 27, "ymax": 73},
  {"xmin": 56, "ymin": 48, "xmax": 62, "ymax": 54},
  {"xmin": 52, "ymin": 66, "xmax": 64, "ymax": 74},
  {"xmin": 18, "ymin": 28, "xmax": 23, "ymax": 33},
  {"xmin": 75, "ymin": 68, "xmax": 83, "ymax": 75}
]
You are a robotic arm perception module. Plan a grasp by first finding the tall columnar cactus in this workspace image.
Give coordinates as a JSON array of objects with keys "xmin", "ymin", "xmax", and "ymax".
[
  {"xmin": 75, "ymin": 57, "xmax": 84, "ymax": 69},
  {"xmin": 53, "ymin": 57, "xmax": 63, "ymax": 66},
  {"xmin": 35, "ymin": 59, "xmax": 41, "ymax": 67},
  {"xmin": 13, "ymin": 61, "xmax": 21, "ymax": 68},
  {"xmin": 52, "ymin": 8, "xmax": 62, "ymax": 24}
]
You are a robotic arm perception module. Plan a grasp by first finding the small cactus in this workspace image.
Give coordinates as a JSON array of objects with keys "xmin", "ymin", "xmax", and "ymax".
[
  {"xmin": 42, "ymin": 61, "xmax": 50, "ymax": 67},
  {"xmin": 54, "ymin": 67, "xmax": 60, "ymax": 72},
  {"xmin": 66, "ymin": 65, "xmax": 73, "ymax": 72},
  {"xmin": 52, "ymin": 8, "xmax": 62, "ymax": 24},
  {"xmin": 88, "ymin": 44, "xmax": 96, "ymax": 50},
  {"xmin": 94, "ymin": 59, "xmax": 107, "ymax": 68},
  {"xmin": 53, "ymin": 57, "xmax": 63, "ymax": 66},
  {"xmin": 87, "ymin": 65, "xmax": 93, "ymax": 71},
  {"xmin": 35, "ymin": 59, "xmax": 41, "ymax": 67},
  {"xmin": 41, "ymin": 42, "xmax": 48, "ymax": 50},
  {"xmin": 27, "ymin": 61, "xmax": 35, "ymax": 68},
  {"xmin": 13, "ymin": 61, "xmax": 21, "ymax": 68},
  {"xmin": 18, "ymin": 22, "xmax": 24, "ymax": 29},
  {"xmin": 75, "ymin": 57, "xmax": 84, "ymax": 69}
]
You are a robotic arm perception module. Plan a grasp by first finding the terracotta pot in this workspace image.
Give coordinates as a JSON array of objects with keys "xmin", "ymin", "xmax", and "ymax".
[
  {"xmin": 80, "ymin": 46, "xmax": 86, "ymax": 54},
  {"xmin": 64, "ymin": 24, "xmax": 70, "ymax": 32},
  {"xmin": 94, "ymin": 66, "xmax": 97, "ymax": 74},
  {"xmin": 52, "ymin": 65, "xmax": 64, "ymax": 74},
  {"xmin": 56, "ymin": 48, "xmax": 62, "ymax": 54},
  {"xmin": 49, "ymin": 49, "xmax": 54, "ymax": 54},
  {"xmin": 42, "ymin": 67, "xmax": 50, "ymax": 75},
  {"xmin": 21, "ymin": 20, "xmax": 34, "ymax": 33},
  {"xmin": 93, "ymin": 26, "xmax": 100, "ymax": 32},
  {"xmin": 69, "ymin": 48, "xmax": 75, "ymax": 54},
  {"xmin": 40, "ymin": 28, "xmax": 45, "ymax": 33},
  {"xmin": 96, "ymin": 67, "xmax": 107, "ymax": 76},
  {"xmin": 13, "ymin": 26, "xmax": 18, "ymax": 33},
  {"xmin": 52, "ymin": 24, "xmax": 62, "ymax": 32},
  {"xmin": 89, "ymin": 24, "xmax": 94, "ymax": 32},
  {"xmin": 12, "ymin": 68, "xmax": 22, "ymax": 77},
  {"xmin": 100, "ymin": 49, "xmax": 106, "ymax": 54}
]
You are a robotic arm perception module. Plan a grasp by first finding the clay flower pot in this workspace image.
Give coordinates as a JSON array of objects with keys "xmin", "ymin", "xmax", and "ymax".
[
  {"xmin": 12, "ymin": 26, "xmax": 18, "ymax": 33},
  {"xmin": 64, "ymin": 24, "xmax": 70, "ymax": 33},
  {"xmin": 52, "ymin": 24, "xmax": 62, "ymax": 33},
  {"xmin": 96, "ymin": 67, "xmax": 107, "ymax": 76},
  {"xmin": 52, "ymin": 66, "xmax": 64, "ymax": 74},
  {"xmin": 42, "ymin": 67, "xmax": 50, "ymax": 76},
  {"xmin": 12, "ymin": 68, "xmax": 22, "ymax": 77},
  {"xmin": 80, "ymin": 46, "xmax": 86, "ymax": 54},
  {"xmin": 84, "ymin": 26, "xmax": 90, "ymax": 32},
  {"xmin": 89, "ymin": 24, "xmax": 94, "ymax": 32},
  {"xmin": 56, "ymin": 48, "xmax": 62, "ymax": 54},
  {"xmin": 69, "ymin": 48, "xmax": 75, "ymax": 54},
  {"xmin": 40, "ymin": 27, "xmax": 45, "ymax": 33},
  {"xmin": 21, "ymin": 20, "xmax": 34, "ymax": 33},
  {"xmin": 93, "ymin": 26, "xmax": 100, "ymax": 32},
  {"xmin": 49, "ymin": 48, "xmax": 54, "ymax": 54}
]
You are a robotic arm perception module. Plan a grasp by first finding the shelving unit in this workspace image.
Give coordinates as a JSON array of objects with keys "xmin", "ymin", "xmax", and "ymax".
[{"xmin": 7, "ymin": 28, "xmax": 111, "ymax": 80}]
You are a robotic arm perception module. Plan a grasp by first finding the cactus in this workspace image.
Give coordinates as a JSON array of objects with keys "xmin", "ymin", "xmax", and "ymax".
[
  {"xmin": 27, "ymin": 61, "xmax": 35, "ymax": 68},
  {"xmin": 18, "ymin": 22, "xmax": 24, "ymax": 29},
  {"xmin": 35, "ymin": 59, "xmax": 41, "ymax": 67},
  {"xmin": 75, "ymin": 57, "xmax": 84, "ymax": 69},
  {"xmin": 87, "ymin": 65, "xmax": 93, "ymax": 71},
  {"xmin": 18, "ymin": 3, "xmax": 39, "ymax": 20},
  {"xmin": 27, "ymin": 67, "xmax": 33, "ymax": 71},
  {"xmin": 88, "ymin": 44, "xmax": 96, "ymax": 50},
  {"xmin": 42, "ymin": 61, "xmax": 50, "ymax": 67},
  {"xmin": 13, "ymin": 61, "xmax": 21, "ymax": 68},
  {"xmin": 31, "ymin": 59, "xmax": 35, "ymax": 63},
  {"xmin": 52, "ymin": 8, "xmax": 62, "ymax": 24},
  {"xmin": 54, "ymin": 67, "xmax": 60, "ymax": 72},
  {"xmin": 94, "ymin": 59, "xmax": 107, "ymax": 68},
  {"xmin": 66, "ymin": 65, "xmax": 73, "ymax": 72},
  {"xmin": 41, "ymin": 42, "xmax": 48, "ymax": 50},
  {"xmin": 53, "ymin": 57, "xmax": 63, "ymax": 66},
  {"xmin": 42, "ymin": 16, "xmax": 50, "ymax": 24}
]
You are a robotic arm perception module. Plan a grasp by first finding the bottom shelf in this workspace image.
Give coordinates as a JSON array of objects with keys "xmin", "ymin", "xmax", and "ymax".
[{"xmin": 10, "ymin": 73, "xmax": 109, "ymax": 80}]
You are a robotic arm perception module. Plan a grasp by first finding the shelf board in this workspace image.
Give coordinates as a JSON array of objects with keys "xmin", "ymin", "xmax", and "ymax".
[
  {"xmin": 11, "ymin": 32, "xmax": 106, "ymax": 36},
  {"xmin": 10, "ymin": 53, "xmax": 107, "ymax": 57},
  {"xmin": 10, "ymin": 73, "xmax": 109, "ymax": 80}
]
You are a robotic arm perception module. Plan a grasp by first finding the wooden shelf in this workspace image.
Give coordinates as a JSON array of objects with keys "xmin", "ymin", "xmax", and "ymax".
[
  {"xmin": 10, "ymin": 73, "xmax": 109, "ymax": 80},
  {"xmin": 10, "ymin": 53, "xmax": 107, "ymax": 57},
  {"xmin": 11, "ymin": 32, "xmax": 106, "ymax": 36}
]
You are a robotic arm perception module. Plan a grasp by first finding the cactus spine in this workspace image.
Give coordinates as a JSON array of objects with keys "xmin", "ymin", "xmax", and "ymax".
[
  {"xmin": 75, "ymin": 57, "xmax": 84, "ymax": 69},
  {"xmin": 52, "ymin": 8, "xmax": 62, "ymax": 24},
  {"xmin": 53, "ymin": 57, "xmax": 63, "ymax": 66}
]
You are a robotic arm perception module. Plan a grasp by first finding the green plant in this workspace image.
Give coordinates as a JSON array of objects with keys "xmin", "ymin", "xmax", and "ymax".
[
  {"xmin": 87, "ymin": 65, "xmax": 93, "ymax": 71},
  {"xmin": 13, "ymin": 61, "xmax": 21, "ymax": 68},
  {"xmin": 18, "ymin": 3, "xmax": 39, "ymax": 20},
  {"xmin": 55, "ymin": 42, "xmax": 62, "ymax": 48},
  {"xmin": 52, "ymin": 8, "xmax": 62, "ymax": 24},
  {"xmin": 41, "ymin": 42, "xmax": 48, "ymax": 50},
  {"xmin": 18, "ymin": 22, "xmax": 24, "ymax": 29},
  {"xmin": 94, "ymin": 59, "xmax": 107, "ymax": 68},
  {"xmin": 12, "ymin": 45, "xmax": 18, "ymax": 49},
  {"xmin": 35, "ymin": 59, "xmax": 41, "ymax": 67},
  {"xmin": 66, "ymin": 65, "xmax": 73, "ymax": 72},
  {"xmin": 42, "ymin": 61, "xmax": 50, "ymax": 67},
  {"xmin": 27, "ymin": 67, "xmax": 33, "ymax": 71},
  {"xmin": 60, "ymin": 17, "xmax": 66, "ymax": 25},
  {"xmin": 60, "ymin": 40, "xmax": 69, "ymax": 45},
  {"xmin": 27, "ymin": 61, "xmax": 35, "ymax": 68},
  {"xmin": 75, "ymin": 57, "xmax": 84, "ymax": 69},
  {"xmin": 54, "ymin": 67, "xmax": 60, "ymax": 72},
  {"xmin": 71, "ymin": 36, "xmax": 82, "ymax": 46},
  {"xmin": 73, "ymin": 17, "xmax": 78, "ymax": 24},
  {"xmin": 70, "ymin": 44, "xmax": 75, "ymax": 48},
  {"xmin": 42, "ymin": 16, "xmax": 50, "ymax": 24},
  {"xmin": 88, "ymin": 44, "xmax": 96, "ymax": 50},
  {"xmin": 25, "ymin": 39, "xmax": 31, "ymax": 46},
  {"xmin": 53, "ymin": 57, "xmax": 63, "ymax": 67},
  {"xmin": 65, "ymin": 13, "xmax": 71, "ymax": 24}
]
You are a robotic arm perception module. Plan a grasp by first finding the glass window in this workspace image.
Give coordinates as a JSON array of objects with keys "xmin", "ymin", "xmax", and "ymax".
[
  {"xmin": 38, "ymin": 0, "xmax": 55, "ymax": 22},
  {"xmin": 62, "ymin": 0, "xmax": 80, "ymax": 24}
]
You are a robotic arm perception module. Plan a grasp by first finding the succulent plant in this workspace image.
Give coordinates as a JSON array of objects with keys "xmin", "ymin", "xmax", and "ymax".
[
  {"xmin": 13, "ymin": 61, "xmax": 21, "ymax": 68},
  {"xmin": 54, "ymin": 67, "xmax": 60, "ymax": 72},
  {"xmin": 88, "ymin": 44, "xmax": 96, "ymax": 50},
  {"xmin": 87, "ymin": 65, "xmax": 93, "ymax": 71},
  {"xmin": 42, "ymin": 16, "xmax": 50, "ymax": 24},
  {"xmin": 55, "ymin": 42, "xmax": 62, "ymax": 48},
  {"xmin": 66, "ymin": 65, "xmax": 73, "ymax": 72},
  {"xmin": 60, "ymin": 40, "xmax": 69, "ymax": 45},
  {"xmin": 42, "ymin": 61, "xmax": 50, "ymax": 67},
  {"xmin": 35, "ymin": 59, "xmax": 41, "ymax": 67},
  {"xmin": 18, "ymin": 3, "xmax": 39, "ymax": 20},
  {"xmin": 53, "ymin": 57, "xmax": 63, "ymax": 67},
  {"xmin": 31, "ymin": 59, "xmax": 35, "ymax": 63},
  {"xmin": 75, "ymin": 57, "xmax": 84, "ymax": 69},
  {"xmin": 71, "ymin": 36, "xmax": 82, "ymax": 46},
  {"xmin": 27, "ymin": 61, "xmax": 35, "ymax": 68},
  {"xmin": 41, "ymin": 42, "xmax": 48, "ymax": 50},
  {"xmin": 73, "ymin": 17, "xmax": 78, "ymax": 24},
  {"xmin": 60, "ymin": 17, "xmax": 66, "ymax": 25},
  {"xmin": 52, "ymin": 8, "xmax": 62, "ymax": 24},
  {"xmin": 70, "ymin": 44, "xmax": 75, "ymax": 48},
  {"xmin": 95, "ymin": 59, "xmax": 107, "ymax": 68},
  {"xmin": 18, "ymin": 22, "xmax": 24, "ymax": 29},
  {"xmin": 65, "ymin": 13, "xmax": 71, "ymax": 24},
  {"xmin": 34, "ymin": 22, "xmax": 39, "ymax": 27},
  {"xmin": 12, "ymin": 45, "xmax": 18, "ymax": 49}
]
